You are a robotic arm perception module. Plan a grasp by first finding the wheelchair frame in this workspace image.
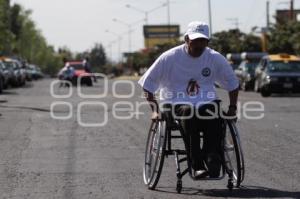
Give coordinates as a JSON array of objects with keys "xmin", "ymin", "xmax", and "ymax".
[{"xmin": 143, "ymin": 112, "xmax": 245, "ymax": 193}]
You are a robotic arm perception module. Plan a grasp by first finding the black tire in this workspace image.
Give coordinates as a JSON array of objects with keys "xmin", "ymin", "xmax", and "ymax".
[
  {"xmin": 261, "ymin": 87, "xmax": 271, "ymax": 97},
  {"xmin": 0, "ymin": 78, "xmax": 3, "ymax": 94},
  {"xmin": 143, "ymin": 120, "xmax": 167, "ymax": 190},
  {"xmin": 3, "ymin": 82, "xmax": 8, "ymax": 89},
  {"xmin": 86, "ymin": 78, "xmax": 93, "ymax": 87},
  {"xmin": 223, "ymin": 120, "xmax": 245, "ymax": 188},
  {"xmin": 21, "ymin": 79, "xmax": 26, "ymax": 86}
]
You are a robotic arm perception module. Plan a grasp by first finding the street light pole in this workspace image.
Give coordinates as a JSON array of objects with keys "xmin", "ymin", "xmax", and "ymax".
[
  {"xmin": 166, "ymin": 0, "xmax": 171, "ymax": 43},
  {"xmin": 105, "ymin": 30, "xmax": 122, "ymax": 62},
  {"xmin": 125, "ymin": 4, "xmax": 148, "ymax": 24},
  {"xmin": 106, "ymin": 41, "xmax": 115, "ymax": 62},
  {"xmin": 113, "ymin": 18, "xmax": 132, "ymax": 53},
  {"xmin": 266, "ymin": 1, "xmax": 270, "ymax": 29},
  {"xmin": 112, "ymin": 18, "xmax": 145, "ymax": 52},
  {"xmin": 227, "ymin": 18, "xmax": 240, "ymax": 29},
  {"xmin": 167, "ymin": 0, "xmax": 170, "ymax": 26},
  {"xmin": 126, "ymin": 3, "xmax": 168, "ymax": 25},
  {"xmin": 125, "ymin": 3, "xmax": 168, "ymax": 48},
  {"xmin": 208, "ymin": 0, "xmax": 213, "ymax": 36}
]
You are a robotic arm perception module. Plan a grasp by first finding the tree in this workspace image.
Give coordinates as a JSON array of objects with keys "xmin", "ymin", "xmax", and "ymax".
[
  {"xmin": 0, "ymin": 0, "xmax": 13, "ymax": 55},
  {"xmin": 10, "ymin": 3, "xmax": 63, "ymax": 75},
  {"xmin": 89, "ymin": 43, "xmax": 107, "ymax": 72},
  {"xmin": 241, "ymin": 34, "xmax": 262, "ymax": 52},
  {"xmin": 209, "ymin": 29, "xmax": 261, "ymax": 55},
  {"xmin": 10, "ymin": 3, "xmax": 22, "ymax": 40},
  {"xmin": 268, "ymin": 21, "xmax": 300, "ymax": 54}
]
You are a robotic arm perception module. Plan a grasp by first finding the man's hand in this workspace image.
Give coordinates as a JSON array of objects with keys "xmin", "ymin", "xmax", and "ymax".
[
  {"xmin": 228, "ymin": 87, "xmax": 239, "ymax": 121},
  {"xmin": 226, "ymin": 105, "xmax": 237, "ymax": 122},
  {"xmin": 151, "ymin": 111, "xmax": 160, "ymax": 121}
]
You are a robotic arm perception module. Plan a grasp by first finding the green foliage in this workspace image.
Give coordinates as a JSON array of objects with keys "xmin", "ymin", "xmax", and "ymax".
[
  {"xmin": 0, "ymin": 2, "xmax": 63, "ymax": 75},
  {"xmin": 129, "ymin": 42, "xmax": 182, "ymax": 73},
  {"xmin": 1, "ymin": 0, "xmax": 300, "ymax": 76},
  {"xmin": 10, "ymin": 3, "xmax": 22, "ymax": 40},
  {"xmin": 209, "ymin": 29, "xmax": 261, "ymax": 54},
  {"xmin": 268, "ymin": 21, "xmax": 300, "ymax": 55},
  {"xmin": 89, "ymin": 43, "xmax": 106, "ymax": 72},
  {"xmin": 0, "ymin": 0, "xmax": 13, "ymax": 55}
]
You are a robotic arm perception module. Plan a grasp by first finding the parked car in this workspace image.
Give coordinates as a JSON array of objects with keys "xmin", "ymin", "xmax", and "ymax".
[
  {"xmin": 22, "ymin": 62, "xmax": 32, "ymax": 81},
  {"xmin": 254, "ymin": 54, "xmax": 300, "ymax": 97},
  {"xmin": 27, "ymin": 64, "xmax": 43, "ymax": 80},
  {"xmin": 34, "ymin": 66, "xmax": 44, "ymax": 79},
  {"xmin": 226, "ymin": 53, "xmax": 242, "ymax": 70},
  {"xmin": 235, "ymin": 61, "xmax": 260, "ymax": 91},
  {"xmin": 18, "ymin": 60, "xmax": 27, "ymax": 85},
  {"xmin": 11, "ymin": 59, "xmax": 26, "ymax": 86},
  {"xmin": 0, "ymin": 62, "xmax": 5, "ymax": 93},
  {"xmin": 0, "ymin": 57, "xmax": 19, "ymax": 87},
  {"xmin": 235, "ymin": 52, "xmax": 267, "ymax": 91},
  {"xmin": 0, "ymin": 61, "xmax": 11, "ymax": 90}
]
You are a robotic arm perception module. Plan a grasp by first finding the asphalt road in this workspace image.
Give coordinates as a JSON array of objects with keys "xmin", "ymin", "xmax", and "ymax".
[{"xmin": 0, "ymin": 78, "xmax": 299, "ymax": 199}]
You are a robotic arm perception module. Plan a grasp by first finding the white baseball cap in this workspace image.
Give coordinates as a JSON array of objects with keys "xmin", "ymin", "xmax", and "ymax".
[{"xmin": 184, "ymin": 21, "xmax": 210, "ymax": 40}]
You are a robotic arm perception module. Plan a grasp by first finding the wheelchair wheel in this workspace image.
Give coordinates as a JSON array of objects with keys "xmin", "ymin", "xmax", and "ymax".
[
  {"xmin": 223, "ymin": 119, "xmax": 245, "ymax": 188},
  {"xmin": 143, "ymin": 120, "xmax": 167, "ymax": 190}
]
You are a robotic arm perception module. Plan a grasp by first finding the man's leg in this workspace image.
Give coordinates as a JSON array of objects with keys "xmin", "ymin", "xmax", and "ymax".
[
  {"xmin": 175, "ymin": 105, "xmax": 205, "ymax": 172},
  {"xmin": 198, "ymin": 102, "xmax": 223, "ymax": 177}
]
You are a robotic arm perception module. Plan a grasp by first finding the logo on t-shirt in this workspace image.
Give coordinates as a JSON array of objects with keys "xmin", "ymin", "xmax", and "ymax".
[
  {"xmin": 202, "ymin": 67, "xmax": 211, "ymax": 77},
  {"xmin": 186, "ymin": 79, "xmax": 200, "ymax": 96}
]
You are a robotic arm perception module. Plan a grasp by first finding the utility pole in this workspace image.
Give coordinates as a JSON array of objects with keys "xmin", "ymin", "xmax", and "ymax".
[
  {"xmin": 290, "ymin": 0, "xmax": 294, "ymax": 21},
  {"xmin": 227, "ymin": 18, "xmax": 240, "ymax": 29},
  {"xmin": 105, "ymin": 30, "xmax": 122, "ymax": 62},
  {"xmin": 208, "ymin": 0, "xmax": 213, "ymax": 36},
  {"xmin": 167, "ymin": 0, "xmax": 171, "ymax": 43},
  {"xmin": 126, "ymin": 3, "xmax": 167, "ymax": 49},
  {"xmin": 266, "ymin": 1, "xmax": 270, "ymax": 29}
]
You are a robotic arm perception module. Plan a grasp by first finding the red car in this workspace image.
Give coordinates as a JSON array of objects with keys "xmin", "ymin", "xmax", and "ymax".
[{"xmin": 64, "ymin": 61, "xmax": 93, "ymax": 86}]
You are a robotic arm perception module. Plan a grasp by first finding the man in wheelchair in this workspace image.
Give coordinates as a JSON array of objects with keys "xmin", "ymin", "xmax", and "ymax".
[{"xmin": 138, "ymin": 21, "xmax": 239, "ymax": 179}]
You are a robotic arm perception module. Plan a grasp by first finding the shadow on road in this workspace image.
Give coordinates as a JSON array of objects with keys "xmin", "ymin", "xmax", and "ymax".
[
  {"xmin": 0, "ymin": 105, "xmax": 50, "ymax": 112},
  {"xmin": 270, "ymin": 93, "xmax": 300, "ymax": 98},
  {"xmin": 155, "ymin": 185, "xmax": 300, "ymax": 198},
  {"xmin": 63, "ymin": 122, "xmax": 78, "ymax": 199},
  {"xmin": 1, "ymin": 90, "xmax": 18, "ymax": 95}
]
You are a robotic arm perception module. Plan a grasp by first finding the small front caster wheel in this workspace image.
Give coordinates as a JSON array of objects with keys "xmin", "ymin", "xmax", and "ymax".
[
  {"xmin": 176, "ymin": 180, "xmax": 182, "ymax": 193},
  {"xmin": 227, "ymin": 179, "xmax": 234, "ymax": 191}
]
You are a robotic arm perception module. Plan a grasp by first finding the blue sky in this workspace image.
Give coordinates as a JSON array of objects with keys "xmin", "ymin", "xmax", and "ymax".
[{"xmin": 12, "ymin": 0, "xmax": 300, "ymax": 60}]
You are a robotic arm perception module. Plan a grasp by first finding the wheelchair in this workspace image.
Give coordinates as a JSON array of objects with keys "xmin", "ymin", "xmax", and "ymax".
[{"xmin": 143, "ymin": 104, "xmax": 245, "ymax": 193}]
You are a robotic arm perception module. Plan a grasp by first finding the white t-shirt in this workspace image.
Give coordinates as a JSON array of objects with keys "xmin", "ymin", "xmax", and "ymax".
[{"xmin": 138, "ymin": 44, "xmax": 239, "ymax": 106}]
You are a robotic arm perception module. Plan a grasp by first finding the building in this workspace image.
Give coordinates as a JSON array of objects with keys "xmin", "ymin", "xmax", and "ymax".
[
  {"xmin": 143, "ymin": 25, "xmax": 180, "ymax": 49},
  {"xmin": 276, "ymin": 9, "xmax": 300, "ymax": 24}
]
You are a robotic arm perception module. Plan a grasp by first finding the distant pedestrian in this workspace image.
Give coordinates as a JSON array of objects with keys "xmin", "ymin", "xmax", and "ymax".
[
  {"xmin": 58, "ymin": 61, "xmax": 75, "ymax": 87},
  {"xmin": 83, "ymin": 57, "xmax": 97, "ymax": 82},
  {"xmin": 82, "ymin": 57, "xmax": 91, "ymax": 73}
]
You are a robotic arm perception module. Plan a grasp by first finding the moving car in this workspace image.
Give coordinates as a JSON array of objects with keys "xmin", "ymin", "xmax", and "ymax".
[
  {"xmin": 235, "ymin": 52, "xmax": 267, "ymax": 91},
  {"xmin": 58, "ymin": 61, "xmax": 93, "ymax": 86},
  {"xmin": 254, "ymin": 54, "xmax": 300, "ymax": 97}
]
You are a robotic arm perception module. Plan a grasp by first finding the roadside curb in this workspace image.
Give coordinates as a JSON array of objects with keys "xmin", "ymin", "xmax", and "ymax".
[{"xmin": 114, "ymin": 76, "xmax": 141, "ymax": 80}]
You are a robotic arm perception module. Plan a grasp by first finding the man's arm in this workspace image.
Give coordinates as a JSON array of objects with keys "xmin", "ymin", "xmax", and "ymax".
[
  {"xmin": 228, "ymin": 87, "xmax": 239, "ymax": 115},
  {"xmin": 143, "ymin": 88, "xmax": 160, "ymax": 120}
]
